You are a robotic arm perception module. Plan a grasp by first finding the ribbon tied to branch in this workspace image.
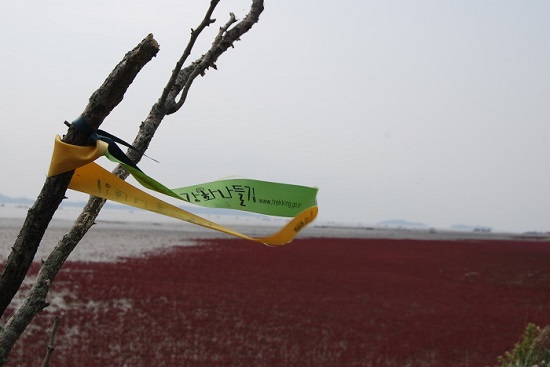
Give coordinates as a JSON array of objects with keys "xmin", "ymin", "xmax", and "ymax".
[{"xmin": 48, "ymin": 117, "xmax": 318, "ymax": 246}]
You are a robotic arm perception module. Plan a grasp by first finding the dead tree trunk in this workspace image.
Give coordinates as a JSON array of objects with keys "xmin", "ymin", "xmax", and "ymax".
[
  {"xmin": 0, "ymin": 34, "xmax": 160, "ymax": 317},
  {"xmin": 0, "ymin": 0, "xmax": 264, "ymax": 364}
]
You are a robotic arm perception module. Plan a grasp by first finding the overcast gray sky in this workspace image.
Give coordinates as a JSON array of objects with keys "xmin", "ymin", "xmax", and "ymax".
[{"xmin": 1, "ymin": 0, "xmax": 549, "ymax": 232}]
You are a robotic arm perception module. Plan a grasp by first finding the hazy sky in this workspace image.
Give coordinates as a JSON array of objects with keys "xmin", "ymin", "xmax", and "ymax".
[{"xmin": 1, "ymin": 1, "xmax": 549, "ymax": 232}]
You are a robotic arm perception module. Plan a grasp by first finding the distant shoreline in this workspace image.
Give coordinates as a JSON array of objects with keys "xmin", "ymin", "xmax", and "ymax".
[
  {"xmin": 1, "ymin": 209, "xmax": 548, "ymax": 264},
  {"xmin": 2, "ymin": 213, "xmax": 549, "ymax": 241},
  {"xmin": 2, "ymin": 201, "xmax": 549, "ymax": 242}
]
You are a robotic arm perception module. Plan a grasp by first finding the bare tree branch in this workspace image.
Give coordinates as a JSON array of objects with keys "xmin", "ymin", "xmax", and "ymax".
[
  {"xmin": 167, "ymin": 0, "xmax": 264, "ymax": 114},
  {"xmin": 0, "ymin": 35, "xmax": 159, "ymax": 365},
  {"xmin": 158, "ymin": 0, "xmax": 220, "ymax": 109},
  {"xmin": 0, "ymin": 1, "xmax": 264, "ymax": 365},
  {"xmin": 0, "ymin": 35, "xmax": 159, "ymax": 319}
]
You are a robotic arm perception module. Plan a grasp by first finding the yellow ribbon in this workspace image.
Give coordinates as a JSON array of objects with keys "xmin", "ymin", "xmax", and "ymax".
[{"xmin": 48, "ymin": 135, "xmax": 108, "ymax": 177}]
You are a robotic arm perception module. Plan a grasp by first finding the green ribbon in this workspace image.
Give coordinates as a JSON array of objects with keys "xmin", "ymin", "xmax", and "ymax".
[{"xmin": 105, "ymin": 150, "xmax": 318, "ymax": 218}]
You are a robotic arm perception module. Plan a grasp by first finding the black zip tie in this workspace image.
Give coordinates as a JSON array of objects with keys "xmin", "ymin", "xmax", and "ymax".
[{"xmin": 70, "ymin": 116, "xmax": 158, "ymax": 172}]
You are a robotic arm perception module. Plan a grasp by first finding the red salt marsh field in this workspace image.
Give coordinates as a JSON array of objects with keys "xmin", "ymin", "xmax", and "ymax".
[{"xmin": 4, "ymin": 237, "xmax": 550, "ymax": 367}]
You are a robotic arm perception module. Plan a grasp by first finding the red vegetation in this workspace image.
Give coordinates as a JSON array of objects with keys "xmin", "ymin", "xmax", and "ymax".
[{"xmin": 6, "ymin": 237, "xmax": 550, "ymax": 366}]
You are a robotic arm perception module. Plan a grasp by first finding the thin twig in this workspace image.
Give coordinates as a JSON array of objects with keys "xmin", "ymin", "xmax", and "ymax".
[
  {"xmin": 169, "ymin": 0, "xmax": 263, "ymax": 114},
  {"xmin": 214, "ymin": 13, "xmax": 238, "ymax": 45},
  {"xmin": 41, "ymin": 316, "xmax": 60, "ymax": 367},
  {"xmin": 158, "ymin": 0, "xmax": 220, "ymax": 108}
]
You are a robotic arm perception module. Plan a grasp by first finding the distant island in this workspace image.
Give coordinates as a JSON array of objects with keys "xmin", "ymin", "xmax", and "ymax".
[
  {"xmin": 377, "ymin": 219, "xmax": 428, "ymax": 229},
  {"xmin": 451, "ymin": 224, "xmax": 492, "ymax": 233}
]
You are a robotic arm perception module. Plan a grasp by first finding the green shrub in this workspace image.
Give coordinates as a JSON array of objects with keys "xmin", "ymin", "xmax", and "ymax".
[{"xmin": 494, "ymin": 323, "xmax": 550, "ymax": 367}]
